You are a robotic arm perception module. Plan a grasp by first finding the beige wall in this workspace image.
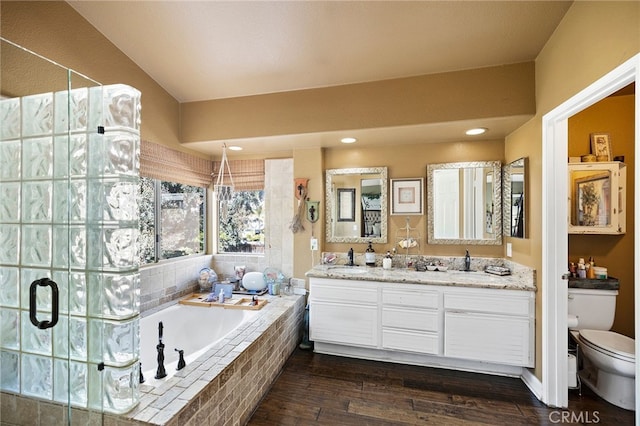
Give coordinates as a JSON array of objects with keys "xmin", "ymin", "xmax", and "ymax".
[
  {"xmin": 181, "ymin": 63, "xmax": 535, "ymax": 143},
  {"xmin": 568, "ymin": 94, "xmax": 635, "ymax": 338},
  {"xmin": 505, "ymin": 1, "xmax": 639, "ymax": 378},
  {"xmin": 1, "ymin": 1, "xmax": 197, "ymax": 157}
]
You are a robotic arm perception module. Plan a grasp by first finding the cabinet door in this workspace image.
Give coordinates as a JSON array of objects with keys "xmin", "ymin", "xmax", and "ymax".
[
  {"xmin": 310, "ymin": 301, "xmax": 378, "ymax": 347},
  {"xmin": 444, "ymin": 311, "xmax": 533, "ymax": 367}
]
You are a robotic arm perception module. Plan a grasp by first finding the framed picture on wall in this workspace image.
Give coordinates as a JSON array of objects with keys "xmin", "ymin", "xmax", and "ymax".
[
  {"xmin": 590, "ymin": 132, "xmax": 612, "ymax": 161},
  {"xmin": 391, "ymin": 178, "xmax": 423, "ymax": 215}
]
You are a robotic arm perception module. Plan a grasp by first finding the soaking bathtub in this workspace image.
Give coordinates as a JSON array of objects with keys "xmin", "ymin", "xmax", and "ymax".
[{"xmin": 139, "ymin": 302, "xmax": 259, "ymax": 385}]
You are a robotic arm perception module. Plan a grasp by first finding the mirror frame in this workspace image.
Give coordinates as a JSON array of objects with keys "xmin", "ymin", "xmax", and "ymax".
[
  {"xmin": 325, "ymin": 167, "xmax": 388, "ymax": 244},
  {"xmin": 426, "ymin": 161, "xmax": 502, "ymax": 245},
  {"xmin": 503, "ymin": 157, "xmax": 527, "ymax": 238}
]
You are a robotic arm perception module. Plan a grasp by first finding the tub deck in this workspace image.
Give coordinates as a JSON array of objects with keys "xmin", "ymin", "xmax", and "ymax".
[{"xmin": 112, "ymin": 294, "xmax": 304, "ymax": 426}]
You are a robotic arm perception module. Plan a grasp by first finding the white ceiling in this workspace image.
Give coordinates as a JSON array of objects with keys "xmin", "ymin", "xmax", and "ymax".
[{"xmin": 68, "ymin": 1, "xmax": 573, "ymax": 155}]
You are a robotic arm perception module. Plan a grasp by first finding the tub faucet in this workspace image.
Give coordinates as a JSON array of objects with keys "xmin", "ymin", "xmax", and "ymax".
[
  {"xmin": 347, "ymin": 248, "xmax": 354, "ymax": 266},
  {"xmin": 175, "ymin": 348, "xmax": 186, "ymax": 370},
  {"xmin": 155, "ymin": 321, "xmax": 167, "ymax": 379}
]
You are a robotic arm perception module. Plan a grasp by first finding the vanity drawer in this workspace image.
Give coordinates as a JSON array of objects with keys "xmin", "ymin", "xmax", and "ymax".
[
  {"xmin": 382, "ymin": 307, "xmax": 439, "ymax": 332},
  {"xmin": 310, "ymin": 278, "xmax": 378, "ymax": 304},
  {"xmin": 444, "ymin": 291, "xmax": 532, "ymax": 316},
  {"xmin": 382, "ymin": 288, "xmax": 439, "ymax": 309},
  {"xmin": 382, "ymin": 328, "xmax": 439, "ymax": 355}
]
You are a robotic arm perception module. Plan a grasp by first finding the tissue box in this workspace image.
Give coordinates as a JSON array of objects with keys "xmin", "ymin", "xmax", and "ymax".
[{"xmin": 214, "ymin": 283, "xmax": 234, "ymax": 299}]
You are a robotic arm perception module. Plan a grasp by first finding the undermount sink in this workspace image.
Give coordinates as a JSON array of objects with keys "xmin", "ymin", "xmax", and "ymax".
[{"xmin": 327, "ymin": 266, "xmax": 368, "ymax": 274}]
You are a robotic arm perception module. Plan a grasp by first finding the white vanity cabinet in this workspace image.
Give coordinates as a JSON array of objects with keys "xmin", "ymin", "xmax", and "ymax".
[
  {"xmin": 381, "ymin": 286, "xmax": 441, "ymax": 355},
  {"xmin": 443, "ymin": 287, "xmax": 535, "ymax": 367},
  {"xmin": 309, "ymin": 278, "xmax": 379, "ymax": 348},
  {"xmin": 308, "ymin": 274, "xmax": 535, "ymax": 374}
]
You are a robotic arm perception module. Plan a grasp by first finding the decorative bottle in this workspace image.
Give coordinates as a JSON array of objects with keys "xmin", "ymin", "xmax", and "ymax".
[
  {"xmin": 383, "ymin": 251, "xmax": 393, "ymax": 270},
  {"xmin": 365, "ymin": 242, "xmax": 376, "ymax": 266},
  {"xmin": 219, "ymin": 288, "xmax": 225, "ymax": 304}
]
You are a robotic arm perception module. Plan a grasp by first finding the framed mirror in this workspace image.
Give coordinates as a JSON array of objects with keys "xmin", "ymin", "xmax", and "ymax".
[
  {"xmin": 427, "ymin": 161, "xmax": 502, "ymax": 245},
  {"xmin": 503, "ymin": 157, "xmax": 527, "ymax": 238},
  {"xmin": 326, "ymin": 167, "xmax": 388, "ymax": 243}
]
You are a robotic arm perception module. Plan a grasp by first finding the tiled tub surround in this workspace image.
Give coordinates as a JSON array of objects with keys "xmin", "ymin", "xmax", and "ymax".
[
  {"xmin": 1, "ymin": 294, "xmax": 304, "ymax": 425},
  {"xmin": 139, "ymin": 255, "xmax": 215, "ymax": 313},
  {"xmin": 312, "ymin": 253, "xmax": 536, "ymax": 291},
  {"xmin": 119, "ymin": 293, "xmax": 304, "ymax": 426}
]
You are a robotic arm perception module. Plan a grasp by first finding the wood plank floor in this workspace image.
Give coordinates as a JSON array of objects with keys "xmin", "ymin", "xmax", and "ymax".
[{"xmin": 247, "ymin": 348, "xmax": 634, "ymax": 425}]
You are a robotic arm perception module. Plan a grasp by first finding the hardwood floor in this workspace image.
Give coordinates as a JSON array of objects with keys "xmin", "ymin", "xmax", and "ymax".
[{"xmin": 248, "ymin": 348, "xmax": 634, "ymax": 425}]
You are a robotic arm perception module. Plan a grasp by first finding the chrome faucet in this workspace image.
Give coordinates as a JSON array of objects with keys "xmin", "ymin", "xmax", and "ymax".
[{"xmin": 347, "ymin": 248, "xmax": 355, "ymax": 266}]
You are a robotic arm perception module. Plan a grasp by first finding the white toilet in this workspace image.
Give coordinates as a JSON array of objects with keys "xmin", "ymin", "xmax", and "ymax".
[{"xmin": 568, "ymin": 288, "xmax": 635, "ymax": 410}]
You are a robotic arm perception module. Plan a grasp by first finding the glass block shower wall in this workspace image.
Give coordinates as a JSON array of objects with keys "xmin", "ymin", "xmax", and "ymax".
[{"xmin": 0, "ymin": 84, "xmax": 142, "ymax": 414}]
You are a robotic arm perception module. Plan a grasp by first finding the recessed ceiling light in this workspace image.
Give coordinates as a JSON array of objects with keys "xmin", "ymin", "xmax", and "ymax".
[
  {"xmin": 228, "ymin": 145, "xmax": 243, "ymax": 151},
  {"xmin": 341, "ymin": 137, "xmax": 357, "ymax": 144},
  {"xmin": 466, "ymin": 127, "xmax": 488, "ymax": 136}
]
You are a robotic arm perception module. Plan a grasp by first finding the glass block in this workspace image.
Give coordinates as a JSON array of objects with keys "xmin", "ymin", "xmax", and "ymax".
[
  {"xmin": 87, "ymin": 227, "xmax": 138, "ymax": 272},
  {"xmin": 54, "ymin": 134, "xmax": 89, "ymax": 178},
  {"xmin": 55, "ymin": 271, "xmax": 86, "ymax": 316},
  {"xmin": 21, "ymin": 353, "xmax": 52, "ymax": 399},
  {"xmin": 90, "ymin": 85, "xmax": 141, "ymax": 133},
  {"xmin": 53, "ymin": 226, "xmax": 86, "ymax": 269},
  {"xmin": 21, "ymin": 137, "xmax": 53, "ymax": 179},
  {"xmin": 0, "ymin": 267, "xmax": 19, "ymax": 307},
  {"xmin": 0, "ymin": 308, "xmax": 20, "ymax": 349},
  {"xmin": 102, "ymin": 363, "xmax": 139, "ymax": 414},
  {"xmin": 20, "ymin": 269, "xmax": 52, "ymax": 315},
  {"xmin": 0, "ymin": 97, "xmax": 21, "ymax": 141},
  {"xmin": 54, "ymin": 316, "xmax": 87, "ymax": 361},
  {"xmin": 22, "ymin": 93, "xmax": 53, "ymax": 137},
  {"xmin": 53, "ymin": 179, "xmax": 88, "ymax": 224},
  {"xmin": 88, "ymin": 132, "xmax": 138, "ymax": 177},
  {"xmin": 87, "ymin": 178, "xmax": 138, "ymax": 224},
  {"xmin": 20, "ymin": 225, "xmax": 51, "ymax": 267},
  {"xmin": 0, "ymin": 350, "xmax": 20, "ymax": 392},
  {"xmin": 88, "ymin": 273, "xmax": 138, "ymax": 319},
  {"xmin": 53, "ymin": 359, "xmax": 88, "ymax": 407},
  {"xmin": 88, "ymin": 317, "xmax": 138, "ymax": 366},
  {"xmin": 55, "ymin": 87, "xmax": 88, "ymax": 134},
  {"xmin": 0, "ymin": 140, "xmax": 21, "ymax": 180},
  {"xmin": 0, "ymin": 182, "xmax": 20, "ymax": 222},
  {"xmin": 0, "ymin": 224, "xmax": 19, "ymax": 265},
  {"xmin": 21, "ymin": 310, "xmax": 52, "ymax": 355},
  {"xmin": 87, "ymin": 362, "xmax": 104, "ymax": 411},
  {"xmin": 22, "ymin": 181, "xmax": 52, "ymax": 222}
]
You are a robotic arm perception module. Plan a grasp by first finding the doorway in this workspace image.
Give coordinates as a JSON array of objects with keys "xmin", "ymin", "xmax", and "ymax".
[{"xmin": 541, "ymin": 54, "xmax": 640, "ymax": 410}]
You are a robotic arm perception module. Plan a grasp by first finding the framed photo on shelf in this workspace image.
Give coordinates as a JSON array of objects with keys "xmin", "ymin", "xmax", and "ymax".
[
  {"xmin": 337, "ymin": 188, "xmax": 355, "ymax": 221},
  {"xmin": 590, "ymin": 132, "xmax": 612, "ymax": 161},
  {"xmin": 391, "ymin": 178, "xmax": 423, "ymax": 215}
]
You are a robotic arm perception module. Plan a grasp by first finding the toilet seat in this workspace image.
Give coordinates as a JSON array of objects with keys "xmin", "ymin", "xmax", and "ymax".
[{"xmin": 579, "ymin": 329, "xmax": 635, "ymax": 362}]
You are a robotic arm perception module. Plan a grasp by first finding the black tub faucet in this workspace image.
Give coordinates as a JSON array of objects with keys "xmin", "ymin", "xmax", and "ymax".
[
  {"xmin": 155, "ymin": 321, "xmax": 167, "ymax": 379},
  {"xmin": 175, "ymin": 348, "xmax": 186, "ymax": 370}
]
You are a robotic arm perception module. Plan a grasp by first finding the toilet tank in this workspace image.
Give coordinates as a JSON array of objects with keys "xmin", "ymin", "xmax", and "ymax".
[{"xmin": 567, "ymin": 288, "xmax": 618, "ymax": 330}]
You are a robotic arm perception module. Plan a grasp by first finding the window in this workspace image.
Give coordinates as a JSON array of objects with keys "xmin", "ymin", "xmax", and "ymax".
[
  {"xmin": 217, "ymin": 190, "xmax": 265, "ymax": 253},
  {"xmin": 139, "ymin": 177, "xmax": 205, "ymax": 264}
]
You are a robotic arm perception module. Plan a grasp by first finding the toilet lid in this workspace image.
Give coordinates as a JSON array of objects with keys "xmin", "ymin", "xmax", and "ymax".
[{"xmin": 580, "ymin": 329, "xmax": 635, "ymax": 360}]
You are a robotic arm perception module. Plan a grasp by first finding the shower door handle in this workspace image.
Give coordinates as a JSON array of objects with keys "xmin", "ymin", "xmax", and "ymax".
[{"xmin": 29, "ymin": 278, "xmax": 59, "ymax": 330}]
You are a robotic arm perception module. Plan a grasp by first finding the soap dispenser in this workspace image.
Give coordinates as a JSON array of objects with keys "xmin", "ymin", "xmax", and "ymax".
[
  {"xmin": 365, "ymin": 242, "xmax": 376, "ymax": 266},
  {"xmin": 383, "ymin": 251, "xmax": 393, "ymax": 270}
]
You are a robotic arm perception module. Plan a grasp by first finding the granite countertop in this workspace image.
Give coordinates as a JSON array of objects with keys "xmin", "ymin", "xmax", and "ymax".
[
  {"xmin": 568, "ymin": 276, "xmax": 619, "ymax": 290},
  {"xmin": 306, "ymin": 264, "xmax": 536, "ymax": 292}
]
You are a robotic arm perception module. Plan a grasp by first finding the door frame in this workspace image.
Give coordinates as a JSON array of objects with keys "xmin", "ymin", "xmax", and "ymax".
[{"xmin": 541, "ymin": 53, "xmax": 640, "ymax": 409}]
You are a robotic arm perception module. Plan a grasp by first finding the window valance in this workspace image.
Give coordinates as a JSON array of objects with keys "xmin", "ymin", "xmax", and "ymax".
[{"xmin": 140, "ymin": 140, "xmax": 213, "ymax": 188}]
